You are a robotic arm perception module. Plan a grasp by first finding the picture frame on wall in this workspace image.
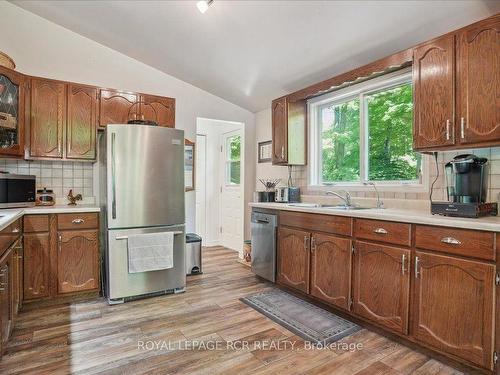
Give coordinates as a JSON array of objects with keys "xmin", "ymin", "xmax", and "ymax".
[
  {"xmin": 185, "ymin": 139, "xmax": 195, "ymax": 192},
  {"xmin": 258, "ymin": 140, "xmax": 272, "ymax": 163}
]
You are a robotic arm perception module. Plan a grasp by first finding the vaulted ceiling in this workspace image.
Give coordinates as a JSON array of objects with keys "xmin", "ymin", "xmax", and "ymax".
[{"xmin": 11, "ymin": 0, "xmax": 500, "ymax": 112}]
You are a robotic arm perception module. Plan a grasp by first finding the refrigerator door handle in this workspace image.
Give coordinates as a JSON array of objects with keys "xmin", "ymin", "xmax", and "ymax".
[
  {"xmin": 115, "ymin": 231, "xmax": 184, "ymax": 240},
  {"xmin": 111, "ymin": 132, "xmax": 117, "ymax": 220}
]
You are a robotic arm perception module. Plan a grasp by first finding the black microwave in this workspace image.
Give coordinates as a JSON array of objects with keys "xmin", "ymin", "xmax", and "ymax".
[{"xmin": 0, "ymin": 173, "xmax": 36, "ymax": 208}]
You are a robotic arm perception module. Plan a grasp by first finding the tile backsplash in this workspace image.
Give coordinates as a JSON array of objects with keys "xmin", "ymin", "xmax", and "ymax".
[
  {"xmin": 273, "ymin": 147, "xmax": 500, "ymax": 203},
  {"xmin": 0, "ymin": 159, "xmax": 95, "ymax": 205}
]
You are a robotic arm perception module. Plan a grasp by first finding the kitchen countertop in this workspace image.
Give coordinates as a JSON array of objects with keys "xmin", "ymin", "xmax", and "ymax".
[
  {"xmin": 0, "ymin": 205, "xmax": 100, "ymax": 231},
  {"xmin": 250, "ymin": 202, "xmax": 500, "ymax": 232}
]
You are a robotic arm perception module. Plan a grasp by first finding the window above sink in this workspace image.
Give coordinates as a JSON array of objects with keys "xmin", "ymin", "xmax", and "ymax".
[{"xmin": 308, "ymin": 69, "xmax": 429, "ymax": 193}]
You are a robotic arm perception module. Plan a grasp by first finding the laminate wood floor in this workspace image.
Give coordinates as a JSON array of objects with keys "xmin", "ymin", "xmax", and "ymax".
[{"xmin": 1, "ymin": 246, "xmax": 466, "ymax": 375}]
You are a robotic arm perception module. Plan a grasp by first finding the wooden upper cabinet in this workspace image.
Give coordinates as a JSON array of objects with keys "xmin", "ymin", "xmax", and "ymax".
[
  {"xmin": 66, "ymin": 84, "xmax": 97, "ymax": 160},
  {"xmin": 414, "ymin": 251, "xmax": 495, "ymax": 369},
  {"xmin": 310, "ymin": 233, "xmax": 351, "ymax": 310},
  {"xmin": 140, "ymin": 94, "xmax": 175, "ymax": 127},
  {"xmin": 23, "ymin": 232, "xmax": 50, "ymax": 300},
  {"xmin": 57, "ymin": 230, "xmax": 99, "ymax": 294},
  {"xmin": 413, "ymin": 34, "xmax": 455, "ymax": 150},
  {"xmin": 353, "ymin": 241, "xmax": 410, "ymax": 335},
  {"xmin": 99, "ymin": 89, "xmax": 138, "ymax": 128},
  {"xmin": 457, "ymin": 15, "xmax": 500, "ymax": 146},
  {"xmin": 0, "ymin": 66, "xmax": 25, "ymax": 157},
  {"xmin": 277, "ymin": 226, "xmax": 310, "ymax": 294},
  {"xmin": 28, "ymin": 78, "xmax": 65, "ymax": 158},
  {"xmin": 272, "ymin": 96, "xmax": 288, "ymax": 164}
]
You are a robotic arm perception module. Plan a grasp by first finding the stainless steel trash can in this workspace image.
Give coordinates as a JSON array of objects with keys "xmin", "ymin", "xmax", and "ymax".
[{"xmin": 186, "ymin": 233, "xmax": 202, "ymax": 275}]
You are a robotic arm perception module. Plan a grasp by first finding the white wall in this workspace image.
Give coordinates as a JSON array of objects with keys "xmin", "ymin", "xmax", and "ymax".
[{"xmin": 0, "ymin": 1, "xmax": 255, "ymax": 235}]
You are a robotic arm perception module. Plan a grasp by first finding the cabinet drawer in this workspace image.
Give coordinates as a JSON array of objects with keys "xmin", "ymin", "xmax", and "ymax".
[
  {"xmin": 58, "ymin": 213, "xmax": 98, "ymax": 230},
  {"xmin": 280, "ymin": 211, "xmax": 351, "ymax": 236},
  {"xmin": 24, "ymin": 215, "xmax": 49, "ymax": 233},
  {"xmin": 0, "ymin": 219, "xmax": 21, "ymax": 259},
  {"xmin": 415, "ymin": 225, "xmax": 494, "ymax": 261},
  {"xmin": 354, "ymin": 219, "xmax": 411, "ymax": 247}
]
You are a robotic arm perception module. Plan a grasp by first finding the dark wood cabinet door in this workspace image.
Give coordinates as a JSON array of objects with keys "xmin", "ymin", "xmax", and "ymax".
[
  {"xmin": 414, "ymin": 251, "xmax": 495, "ymax": 369},
  {"xmin": 457, "ymin": 16, "xmax": 500, "ymax": 146},
  {"xmin": 140, "ymin": 94, "xmax": 175, "ymax": 127},
  {"xmin": 310, "ymin": 233, "xmax": 351, "ymax": 310},
  {"xmin": 413, "ymin": 34, "xmax": 455, "ymax": 150},
  {"xmin": 272, "ymin": 97, "xmax": 287, "ymax": 164},
  {"xmin": 0, "ymin": 251, "xmax": 12, "ymax": 351},
  {"xmin": 277, "ymin": 226, "xmax": 310, "ymax": 293},
  {"xmin": 99, "ymin": 89, "xmax": 138, "ymax": 128},
  {"xmin": 57, "ymin": 230, "xmax": 99, "ymax": 294},
  {"xmin": 66, "ymin": 84, "xmax": 97, "ymax": 160},
  {"xmin": 29, "ymin": 78, "xmax": 65, "ymax": 158},
  {"xmin": 23, "ymin": 233, "xmax": 50, "ymax": 300},
  {"xmin": 353, "ymin": 241, "xmax": 410, "ymax": 334},
  {"xmin": 0, "ymin": 66, "xmax": 25, "ymax": 157}
]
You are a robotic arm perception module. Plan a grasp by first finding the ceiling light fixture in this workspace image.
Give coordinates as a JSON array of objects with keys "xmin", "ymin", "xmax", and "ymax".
[{"xmin": 197, "ymin": 0, "xmax": 213, "ymax": 14}]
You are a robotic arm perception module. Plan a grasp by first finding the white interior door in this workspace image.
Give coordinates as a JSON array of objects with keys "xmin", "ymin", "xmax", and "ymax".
[
  {"xmin": 195, "ymin": 134, "xmax": 207, "ymax": 240},
  {"xmin": 220, "ymin": 129, "xmax": 244, "ymax": 252}
]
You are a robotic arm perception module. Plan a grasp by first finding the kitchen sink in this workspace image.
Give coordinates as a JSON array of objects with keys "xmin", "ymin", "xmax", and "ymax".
[
  {"xmin": 287, "ymin": 203, "xmax": 373, "ymax": 210},
  {"xmin": 323, "ymin": 205, "xmax": 372, "ymax": 210}
]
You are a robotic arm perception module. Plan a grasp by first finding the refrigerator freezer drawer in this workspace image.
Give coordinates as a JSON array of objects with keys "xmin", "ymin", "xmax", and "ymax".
[{"xmin": 106, "ymin": 225, "xmax": 186, "ymax": 301}]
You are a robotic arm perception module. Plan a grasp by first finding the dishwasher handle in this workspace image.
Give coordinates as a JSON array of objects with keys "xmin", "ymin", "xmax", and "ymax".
[{"xmin": 251, "ymin": 212, "xmax": 277, "ymax": 227}]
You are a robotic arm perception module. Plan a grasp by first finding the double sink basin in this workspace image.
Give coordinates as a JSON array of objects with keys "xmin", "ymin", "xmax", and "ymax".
[{"xmin": 287, "ymin": 203, "xmax": 374, "ymax": 211}]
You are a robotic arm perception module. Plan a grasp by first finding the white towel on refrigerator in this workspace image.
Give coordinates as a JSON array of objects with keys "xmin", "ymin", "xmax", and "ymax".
[{"xmin": 127, "ymin": 232, "xmax": 174, "ymax": 273}]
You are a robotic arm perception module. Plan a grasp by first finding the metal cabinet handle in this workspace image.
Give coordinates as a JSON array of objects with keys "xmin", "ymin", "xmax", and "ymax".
[
  {"xmin": 415, "ymin": 256, "xmax": 420, "ymax": 279},
  {"xmin": 402, "ymin": 254, "xmax": 406, "ymax": 275},
  {"xmin": 72, "ymin": 219, "xmax": 85, "ymax": 224},
  {"xmin": 311, "ymin": 237, "xmax": 316, "ymax": 253},
  {"xmin": 12, "ymin": 228, "xmax": 19, "ymax": 233},
  {"xmin": 303, "ymin": 235, "xmax": 309, "ymax": 251},
  {"xmin": 373, "ymin": 228, "xmax": 388, "ymax": 234},
  {"xmin": 58, "ymin": 234, "xmax": 62, "ymax": 253},
  {"xmin": 281, "ymin": 146, "xmax": 285, "ymax": 159},
  {"xmin": 446, "ymin": 119, "xmax": 451, "ymax": 141},
  {"xmin": 441, "ymin": 237, "xmax": 462, "ymax": 245},
  {"xmin": 460, "ymin": 117, "xmax": 465, "ymax": 139}
]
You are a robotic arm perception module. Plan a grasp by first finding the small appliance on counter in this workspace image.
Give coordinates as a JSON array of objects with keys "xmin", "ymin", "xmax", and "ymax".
[
  {"xmin": 0, "ymin": 173, "xmax": 36, "ymax": 208},
  {"xmin": 36, "ymin": 187, "xmax": 55, "ymax": 206},
  {"xmin": 275, "ymin": 166, "xmax": 301, "ymax": 203},
  {"xmin": 431, "ymin": 154, "xmax": 497, "ymax": 218},
  {"xmin": 256, "ymin": 178, "xmax": 280, "ymax": 202}
]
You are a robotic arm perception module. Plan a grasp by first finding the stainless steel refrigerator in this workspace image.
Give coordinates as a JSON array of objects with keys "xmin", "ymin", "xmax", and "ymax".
[{"xmin": 99, "ymin": 124, "xmax": 186, "ymax": 304}]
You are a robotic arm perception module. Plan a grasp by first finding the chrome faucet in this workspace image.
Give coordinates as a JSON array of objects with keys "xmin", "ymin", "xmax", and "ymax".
[
  {"xmin": 364, "ymin": 182, "xmax": 384, "ymax": 209},
  {"xmin": 326, "ymin": 190, "xmax": 352, "ymax": 207}
]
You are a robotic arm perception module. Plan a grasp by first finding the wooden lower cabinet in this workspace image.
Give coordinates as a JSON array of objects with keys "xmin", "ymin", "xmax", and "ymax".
[
  {"xmin": 353, "ymin": 241, "xmax": 410, "ymax": 335},
  {"xmin": 0, "ymin": 250, "xmax": 12, "ymax": 354},
  {"xmin": 277, "ymin": 227, "xmax": 310, "ymax": 294},
  {"xmin": 57, "ymin": 230, "xmax": 99, "ymax": 294},
  {"xmin": 310, "ymin": 233, "xmax": 351, "ymax": 310},
  {"xmin": 23, "ymin": 232, "xmax": 50, "ymax": 300},
  {"xmin": 413, "ymin": 251, "xmax": 495, "ymax": 369}
]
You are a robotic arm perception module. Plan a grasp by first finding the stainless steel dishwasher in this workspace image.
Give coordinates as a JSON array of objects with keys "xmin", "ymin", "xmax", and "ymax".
[{"xmin": 251, "ymin": 211, "xmax": 277, "ymax": 282}]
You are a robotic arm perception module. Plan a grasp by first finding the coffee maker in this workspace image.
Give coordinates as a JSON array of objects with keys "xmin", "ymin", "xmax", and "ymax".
[{"xmin": 431, "ymin": 154, "xmax": 497, "ymax": 218}]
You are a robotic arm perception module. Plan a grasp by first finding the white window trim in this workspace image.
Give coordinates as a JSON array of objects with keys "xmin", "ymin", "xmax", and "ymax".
[{"xmin": 307, "ymin": 68, "xmax": 429, "ymax": 193}]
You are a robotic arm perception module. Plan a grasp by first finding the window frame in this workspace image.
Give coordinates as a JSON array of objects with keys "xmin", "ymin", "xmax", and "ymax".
[
  {"xmin": 224, "ymin": 134, "xmax": 241, "ymax": 186},
  {"xmin": 307, "ymin": 68, "xmax": 428, "ymax": 193}
]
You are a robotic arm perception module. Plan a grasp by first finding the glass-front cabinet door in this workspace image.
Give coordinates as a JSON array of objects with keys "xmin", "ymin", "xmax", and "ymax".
[{"xmin": 0, "ymin": 67, "xmax": 24, "ymax": 156}]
